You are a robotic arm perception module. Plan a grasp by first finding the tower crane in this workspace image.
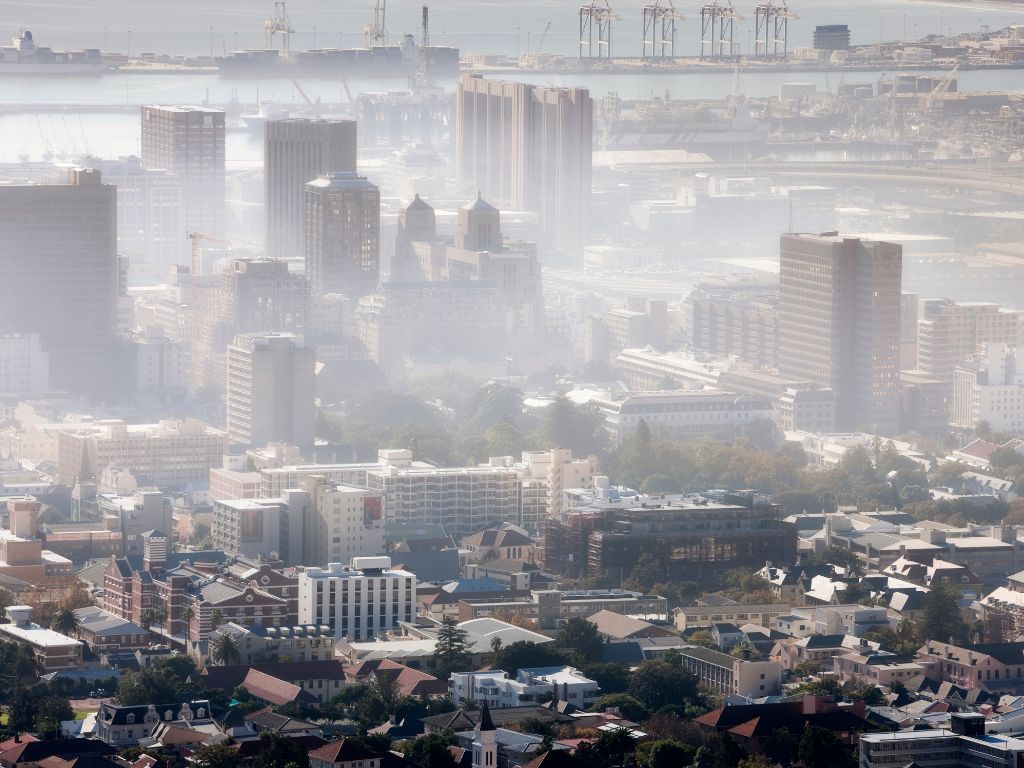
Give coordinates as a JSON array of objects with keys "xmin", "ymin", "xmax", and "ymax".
[
  {"xmin": 265, "ymin": 2, "xmax": 295, "ymax": 56},
  {"xmin": 364, "ymin": 0, "xmax": 388, "ymax": 48},
  {"xmin": 186, "ymin": 231, "xmax": 230, "ymax": 278}
]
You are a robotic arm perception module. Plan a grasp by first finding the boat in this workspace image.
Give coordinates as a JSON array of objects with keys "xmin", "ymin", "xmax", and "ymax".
[
  {"xmin": 0, "ymin": 30, "xmax": 107, "ymax": 75},
  {"xmin": 240, "ymin": 102, "xmax": 294, "ymax": 133},
  {"xmin": 216, "ymin": 34, "xmax": 459, "ymax": 79}
]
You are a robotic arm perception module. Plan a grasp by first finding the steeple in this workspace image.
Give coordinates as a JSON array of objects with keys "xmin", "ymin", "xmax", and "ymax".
[{"xmin": 473, "ymin": 702, "xmax": 497, "ymax": 768}]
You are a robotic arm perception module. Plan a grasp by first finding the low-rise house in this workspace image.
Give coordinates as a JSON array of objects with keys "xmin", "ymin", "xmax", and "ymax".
[
  {"xmin": 72, "ymin": 606, "xmax": 148, "ymax": 655},
  {"xmin": 833, "ymin": 651, "xmax": 930, "ymax": 686},
  {"xmin": 773, "ymin": 634, "xmax": 880, "ymax": 672},
  {"xmin": 309, "ymin": 739, "xmax": 383, "ymax": 768},
  {"xmin": 460, "ymin": 525, "xmax": 537, "ymax": 564},
  {"xmin": 711, "ymin": 622, "xmax": 745, "ymax": 649},
  {"xmin": 0, "ymin": 738, "xmax": 116, "ymax": 768},
  {"xmin": 420, "ymin": 707, "xmax": 574, "ymax": 737},
  {"xmin": 673, "ymin": 602, "xmax": 792, "ymax": 632},
  {"xmin": 0, "ymin": 606, "xmax": 82, "ymax": 672},
  {"xmin": 915, "ymin": 640, "xmax": 1024, "ymax": 691},
  {"xmin": 696, "ymin": 695, "xmax": 868, "ymax": 753},
  {"xmin": 982, "ymin": 571, "xmax": 1024, "ymax": 641},
  {"xmin": 677, "ymin": 646, "xmax": 782, "ymax": 698},
  {"xmin": 194, "ymin": 622, "xmax": 335, "ymax": 665},
  {"xmin": 342, "ymin": 659, "xmax": 447, "ymax": 697},
  {"xmin": 94, "ymin": 700, "xmax": 213, "ymax": 747},
  {"xmin": 198, "ymin": 660, "xmax": 349, "ymax": 705},
  {"xmin": 243, "ymin": 708, "xmax": 323, "ymax": 737},
  {"xmin": 239, "ymin": 668, "xmax": 321, "ymax": 708},
  {"xmin": 449, "ymin": 667, "xmax": 600, "ymax": 709}
]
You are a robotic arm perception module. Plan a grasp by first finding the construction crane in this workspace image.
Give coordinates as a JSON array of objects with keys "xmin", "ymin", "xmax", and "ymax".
[
  {"xmin": 535, "ymin": 21, "xmax": 552, "ymax": 54},
  {"xmin": 265, "ymin": 2, "xmax": 295, "ymax": 55},
  {"xmin": 291, "ymin": 77, "xmax": 322, "ymax": 116},
  {"xmin": 931, "ymin": 61, "xmax": 959, "ymax": 95},
  {"xmin": 364, "ymin": 0, "xmax": 388, "ymax": 48},
  {"xmin": 186, "ymin": 231, "xmax": 230, "ymax": 278},
  {"xmin": 417, "ymin": 5, "xmax": 431, "ymax": 87}
]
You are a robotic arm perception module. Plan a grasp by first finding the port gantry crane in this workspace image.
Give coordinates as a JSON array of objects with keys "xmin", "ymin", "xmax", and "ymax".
[
  {"xmin": 264, "ymin": 2, "xmax": 295, "ymax": 56},
  {"xmin": 365, "ymin": 0, "xmax": 388, "ymax": 48},
  {"xmin": 700, "ymin": 0, "xmax": 743, "ymax": 58},
  {"xmin": 579, "ymin": 0, "xmax": 618, "ymax": 61},
  {"xmin": 642, "ymin": 0, "xmax": 683, "ymax": 60},
  {"xmin": 754, "ymin": 0, "xmax": 797, "ymax": 59}
]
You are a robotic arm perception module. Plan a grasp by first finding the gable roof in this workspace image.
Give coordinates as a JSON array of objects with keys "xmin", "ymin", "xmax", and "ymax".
[
  {"xmin": 586, "ymin": 610, "xmax": 675, "ymax": 639},
  {"xmin": 199, "ymin": 660, "xmax": 344, "ymax": 690},
  {"xmin": 309, "ymin": 738, "xmax": 377, "ymax": 764},
  {"xmin": 241, "ymin": 668, "xmax": 319, "ymax": 706}
]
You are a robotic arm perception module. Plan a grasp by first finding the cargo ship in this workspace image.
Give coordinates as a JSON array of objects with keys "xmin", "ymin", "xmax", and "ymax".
[
  {"xmin": 217, "ymin": 34, "xmax": 459, "ymax": 80},
  {"xmin": 0, "ymin": 30, "xmax": 106, "ymax": 75}
]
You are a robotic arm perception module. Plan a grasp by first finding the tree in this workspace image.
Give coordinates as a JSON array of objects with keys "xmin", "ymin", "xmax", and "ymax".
[
  {"xmin": 736, "ymin": 755, "xmax": 775, "ymax": 768},
  {"xmin": 191, "ymin": 744, "xmax": 241, "ymax": 768},
  {"xmin": 636, "ymin": 740, "xmax": 696, "ymax": 768},
  {"xmin": 917, "ymin": 584, "xmax": 969, "ymax": 644},
  {"xmin": 628, "ymin": 661, "xmax": 701, "ymax": 712},
  {"xmin": 252, "ymin": 733, "xmax": 311, "ymax": 768},
  {"xmin": 209, "ymin": 609, "xmax": 223, "ymax": 631},
  {"xmin": 798, "ymin": 724, "xmax": 854, "ymax": 768},
  {"xmin": 434, "ymin": 616, "xmax": 471, "ymax": 679},
  {"xmin": 623, "ymin": 554, "xmax": 665, "ymax": 594},
  {"xmin": 49, "ymin": 606, "xmax": 80, "ymax": 637},
  {"xmin": 595, "ymin": 726, "xmax": 636, "ymax": 768},
  {"xmin": 582, "ymin": 662, "xmax": 631, "ymax": 694},
  {"xmin": 139, "ymin": 609, "xmax": 155, "ymax": 631},
  {"xmin": 589, "ymin": 693, "xmax": 650, "ymax": 723},
  {"xmin": 493, "ymin": 640, "xmax": 565, "ymax": 676},
  {"xmin": 209, "ymin": 633, "xmax": 242, "ymax": 666},
  {"xmin": 558, "ymin": 617, "xmax": 603, "ymax": 664},
  {"xmin": 402, "ymin": 731, "xmax": 457, "ymax": 768}
]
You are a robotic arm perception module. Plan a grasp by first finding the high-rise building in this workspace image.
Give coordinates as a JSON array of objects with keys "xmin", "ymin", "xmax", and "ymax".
[
  {"xmin": 192, "ymin": 258, "xmax": 310, "ymax": 391},
  {"xmin": 140, "ymin": 105, "xmax": 225, "ymax": 245},
  {"xmin": 779, "ymin": 234, "xmax": 902, "ymax": 434},
  {"xmin": 305, "ymin": 172, "xmax": 380, "ymax": 298},
  {"xmin": 265, "ymin": 119, "xmax": 358, "ymax": 261},
  {"xmin": 296, "ymin": 476, "xmax": 385, "ymax": 568},
  {"xmin": 226, "ymin": 333, "xmax": 316, "ymax": 448},
  {"xmin": 952, "ymin": 343, "xmax": 1024, "ymax": 433},
  {"xmin": 0, "ymin": 168, "xmax": 117, "ymax": 396},
  {"xmin": 918, "ymin": 299, "xmax": 1022, "ymax": 381},
  {"xmin": 456, "ymin": 74, "xmax": 592, "ymax": 255}
]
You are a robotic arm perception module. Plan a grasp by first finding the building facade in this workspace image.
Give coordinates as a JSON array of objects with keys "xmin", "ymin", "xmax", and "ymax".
[
  {"xmin": 305, "ymin": 172, "xmax": 380, "ymax": 298},
  {"xmin": 298, "ymin": 557, "xmax": 416, "ymax": 641},
  {"xmin": 225, "ymin": 333, "xmax": 316, "ymax": 448},
  {"xmin": 779, "ymin": 234, "xmax": 902, "ymax": 434},
  {"xmin": 265, "ymin": 118, "xmax": 358, "ymax": 261}
]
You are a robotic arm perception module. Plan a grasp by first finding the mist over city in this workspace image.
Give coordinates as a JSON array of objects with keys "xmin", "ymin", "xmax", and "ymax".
[{"xmin": 1, "ymin": 1, "xmax": 1024, "ymax": 767}]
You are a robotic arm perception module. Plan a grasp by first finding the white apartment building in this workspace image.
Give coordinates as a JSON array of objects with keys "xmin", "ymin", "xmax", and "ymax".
[
  {"xmin": 491, "ymin": 449, "xmax": 595, "ymax": 533},
  {"xmin": 449, "ymin": 667, "xmax": 600, "ymax": 709},
  {"xmin": 777, "ymin": 387, "xmax": 837, "ymax": 433},
  {"xmin": 365, "ymin": 463, "xmax": 522, "ymax": 539},
  {"xmin": 211, "ymin": 498, "xmax": 289, "ymax": 561},
  {"xmin": 953, "ymin": 344, "xmax": 1024, "ymax": 433},
  {"xmin": 298, "ymin": 556, "xmax": 415, "ymax": 641},
  {"xmin": 54, "ymin": 418, "xmax": 226, "ymax": 488},
  {"xmin": 678, "ymin": 646, "xmax": 782, "ymax": 698},
  {"xmin": 226, "ymin": 332, "xmax": 315, "ymax": 448},
  {"xmin": 298, "ymin": 477, "xmax": 385, "ymax": 568}
]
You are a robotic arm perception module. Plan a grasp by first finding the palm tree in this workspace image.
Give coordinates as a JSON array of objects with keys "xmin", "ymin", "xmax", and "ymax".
[
  {"xmin": 50, "ymin": 607, "xmax": 80, "ymax": 637},
  {"xmin": 139, "ymin": 609, "xmax": 155, "ymax": 630},
  {"xmin": 209, "ymin": 609, "xmax": 223, "ymax": 631},
  {"xmin": 209, "ymin": 633, "xmax": 241, "ymax": 666}
]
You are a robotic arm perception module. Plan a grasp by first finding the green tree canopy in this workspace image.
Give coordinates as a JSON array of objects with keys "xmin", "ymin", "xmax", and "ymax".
[{"xmin": 558, "ymin": 617, "xmax": 604, "ymax": 664}]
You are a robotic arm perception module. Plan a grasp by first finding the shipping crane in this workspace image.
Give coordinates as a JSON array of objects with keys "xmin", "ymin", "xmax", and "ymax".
[
  {"xmin": 291, "ymin": 77, "xmax": 322, "ymax": 116},
  {"xmin": 186, "ymin": 231, "xmax": 230, "ymax": 278},
  {"xmin": 365, "ymin": 0, "xmax": 388, "ymax": 47},
  {"xmin": 535, "ymin": 21, "xmax": 552, "ymax": 54},
  {"xmin": 579, "ymin": 0, "xmax": 618, "ymax": 61},
  {"xmin": 265, "ymin": 2, "xmax": 295, "ymax": 55},
  {"xmin": 642, "ymin": 0, "xmax": 684, "ymax": 60}
]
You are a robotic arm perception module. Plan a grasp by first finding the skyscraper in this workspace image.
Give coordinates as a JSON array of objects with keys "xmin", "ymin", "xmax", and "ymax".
[
  {"xmin": 265, "ymin": 119, "xmax": 358, "ymax": 261},
  {"xmin": 304, "ymin": 172, "xmax": 380, "ymax": 298},
  {"xmin": 0, "ymin": 168, "xmax": 117, "ymax": 396},
  {"xmin": 779, "ymin": 234, "xmax": 902, "ymax": 434},
  {"xmin": 140, "ymin": 105, "xmax": 225, "ymax": 246},
  {"xmin": 225, "ymin": 333, "xmax": 315, "ymax": 448},
  {"xmin": 456, "ymin": 74, "xmax": 592, "ymax": 255}
]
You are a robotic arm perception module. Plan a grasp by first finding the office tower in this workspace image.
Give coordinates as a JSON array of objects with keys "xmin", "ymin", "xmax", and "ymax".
[
  {"xmin": 952, "ymin": 343, "xmax": 1024, "ymax": 432},
  {"xmin": 305, "ymin": 172, "xmax": 380, "ymax": 297},
  {"xmin": 779, "ymin": 234, "xmax": 902, "ymax": 435},
  {"xmin": 392, "ymin": 194, "xmax": 437, "ymax": 281},
  {"xmin": 686, "ymin": 280, "xmax": 780, "ymax": 369},
  {"xmin": 192, "ymin": 258, "xmax": 310, "ymax": 391},
  {"xmin": 265, "ymin": 119, "xmax": 358, "ymax": 261},
  {"xmin": 0, "ymin": 168, "xmax": 117, "ymax": 396},
  {"xmin": 87, "ymin": 155, "xmax": 182, "ymax": 277},
  {"xmin": 297, "ymin": 476, "xmax": 385, "ymax": 568},
  {"xmin": 140, "ymin": 106, "xmax": 225, "ymax": 244},
  {"xmin": 456, "ymin": 74, "xmax": 592, "ymax": 255},
  {"xmin": 226, "ymin": 333, "xmax": 315, "ymax": 448}
]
